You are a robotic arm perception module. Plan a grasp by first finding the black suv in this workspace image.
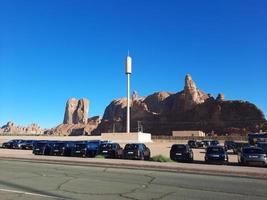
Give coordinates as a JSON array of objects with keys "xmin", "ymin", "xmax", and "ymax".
[
  {"xmin": 232, "ymin": 142, "xmax": 250, "ymax": 154},
  {"xmin": 123, "ymin": 143, "xmax": 150, "ymax": 160},
  {"xmin": 99, "ymin": 143, "xmax": 123, "ymax": 158},
  {"xmin": 33, "ymin": 141, "xmax": 54, "ymax": 155},
  {"xmin": 50, "ymin": 141, "xmax": 75, "ymax": 156},
  {"xmin": 71, "ymin": 140, "xmax": 102, "ymax": 157},
  {"xmin": 224, "ymin": 140, "xmax": 236, "ymax": 151},
  {"xmin": 202, "ymin": 140, "xmax": 219, "ymax": 148},
  {"xmin": 170, "ymin": 144, "xmax": 193, "ymax": 162},
  {"xmin": 256, "ymin": 142, "xmax": 267, "ymax": 154},
  {"xmin": 205, "ymin": 146, "xmax": 228, "ymax": 164},
  {"xmin": 2, "ymin": 140, "xmax": 24, "ymax": 149},
  {"xmin": 187, "ymin": 140, "xmax": 198, "ymax": 148},
  {"xmin": 18, "ymin": 140, "xmax": 37, "ymax": 150}
]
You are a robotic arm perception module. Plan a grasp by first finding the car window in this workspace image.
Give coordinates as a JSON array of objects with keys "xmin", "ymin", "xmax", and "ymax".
[
  {"xmin": 172, "ymin": 145, "xmax": 186, "ymax": 152},
  {"xmin": 243, "ymin": 148, "xmax": 265, "ymax": 154},
  {"xmin": 207, "ymin": 147, "xmax": 224, "ymax": 154}
]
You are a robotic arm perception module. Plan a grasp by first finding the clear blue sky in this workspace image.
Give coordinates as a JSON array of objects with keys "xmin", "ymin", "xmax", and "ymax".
[{"xmin": 0, "ymin": 0, "xmax": 266, "ymax": 128}]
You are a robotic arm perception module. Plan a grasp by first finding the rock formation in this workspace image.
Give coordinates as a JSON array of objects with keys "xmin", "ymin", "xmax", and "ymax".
[
  {"xmin": 45, "ymin": 98, "xmax": 100, "ymax": 136},
  {"xmin": 63, "ymin": 98, "xmax": 89, "ymax": 124},
  {"xmin": 94, "ymin": 74, "xmax": 266, "ymax": 135},
  {"xmin": 0, "ymin": 122, "xmax": 44, "ymax": 134}
]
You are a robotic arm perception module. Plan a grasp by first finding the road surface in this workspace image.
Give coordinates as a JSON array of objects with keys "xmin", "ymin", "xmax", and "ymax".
[{"xmin": 0, "ymin": 159, "xmax": 266, "ymax": 200}]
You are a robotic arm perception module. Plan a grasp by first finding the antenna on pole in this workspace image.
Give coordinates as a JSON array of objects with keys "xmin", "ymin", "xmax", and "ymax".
[{"xmin": 125, "ymin": 53, "xmax": 132, "ymax": 133}]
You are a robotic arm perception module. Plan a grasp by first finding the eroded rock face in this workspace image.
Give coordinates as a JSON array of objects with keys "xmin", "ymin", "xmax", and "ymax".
[
  {"xmin": 94, "ymin": 74, "xmax": 266, "ymax": 135},
  {"xmin": 45, "ymin": 116, "xmax": 101, "ymax": 136},
  {"xmin": 46, "ymin": 98, "xmax": 100, "ymax": 136},
  {"xmin": 182, "ymin": 74, "xmax": 210, "ymax": 111},
  {"xmin": 63, "ymin": 98, "xmax": 89, "ymax": 124},
  {"xmin": 0, "ymin": 121, "xmax": 44, "ymax": 134}
]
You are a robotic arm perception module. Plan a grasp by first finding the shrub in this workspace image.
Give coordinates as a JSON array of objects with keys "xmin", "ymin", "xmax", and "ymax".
[
  {"xmin": 151, "ymin": 155, "xmax": 172, "ymax": 162},
  {"xmin": 95, "ymin": 155, "xmax": 106, "ymax": 159}
]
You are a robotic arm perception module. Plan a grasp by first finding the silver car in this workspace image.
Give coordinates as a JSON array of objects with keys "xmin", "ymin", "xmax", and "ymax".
[{"xmin": 238, "ymin": 147, "xmax": 267, "ymax": 166}]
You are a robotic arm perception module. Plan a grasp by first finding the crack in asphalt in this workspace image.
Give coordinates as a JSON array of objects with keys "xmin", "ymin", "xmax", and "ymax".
[
  {"xmin": 151, "ymin": 192, "xmax": 175, "ymax": 200},
  {"xmin": 149, "ymin": 181, "xmax": 267, "ymax": 198},
  {"xmin": 54, "ymin": 169, "xmax": 162, "ymax": 200}
]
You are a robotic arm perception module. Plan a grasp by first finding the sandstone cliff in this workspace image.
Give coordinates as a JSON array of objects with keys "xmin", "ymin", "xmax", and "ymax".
[
  {"xmin": 94, "ymin": 74, "xmax": 266, "ymax": 135},
  {"xmin": 45, "ymin": 98, "xmax": 100, "ymax": 136},
  {"xmin": 0, "ymin": 122, "xmax": 44, "ymax": 134}
]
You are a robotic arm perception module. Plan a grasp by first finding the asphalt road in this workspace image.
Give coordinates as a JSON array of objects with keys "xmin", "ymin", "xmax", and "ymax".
[{"xmin": 0, "ymin": 160, "xmax": 266, "ymax": 200}]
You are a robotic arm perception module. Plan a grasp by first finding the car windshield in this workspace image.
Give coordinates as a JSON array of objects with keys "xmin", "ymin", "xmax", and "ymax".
[
  {"xmin": 211, "ymin": 141, "xmax": 219, "ymax": 145},
  {"xmin": 243, "ymin": 148, "xmax": 265, "ymax": 154},
  {"xmin": 235, "ymin": 142, "xmax": 248, "ymax": 147},
  {"xmin": 207, "ymin": 147, "xmax": 224, "ymax": 154},
  {"xmin": 54, "ymin": 143, "xmax": 65, "ymax": 148},
  {"xmin": 257, "ymin": 143, "xmax": 267, "ymax": 151},
  {"xmin": 75, "ymin": 143, "xmax": 86, "ymax": 149},
  {"xmin": 36, "ymin": 143, "xmax": 46, "ymax": 147},
  {"xmin": 125, "ymin": 144, "xmax": 139, "ymax": 150},
  {"xmin": 172, "ymin": 145, "xmax": 186, "ymax": 152}
]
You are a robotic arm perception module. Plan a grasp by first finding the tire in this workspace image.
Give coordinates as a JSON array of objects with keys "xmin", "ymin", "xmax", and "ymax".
[
  {"xmin": 144, "ymin": 155, "xmax": 150, "ymax": 161},
  {"xmin": 140, "ymin": 153, "xmax": 144, "ymax": 160}
]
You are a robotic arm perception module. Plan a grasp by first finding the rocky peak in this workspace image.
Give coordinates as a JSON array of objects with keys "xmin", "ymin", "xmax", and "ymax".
[
  {"xmin": 63, "ymin": 98, "xmax": 89, "ymax": 124},
  {"xmin": 184, "ymin": 74, "xmax": 197, "ymax": 91},
  {"xmin": 181, "ymin": 74, "xmax": 209, "ymax": 111}
]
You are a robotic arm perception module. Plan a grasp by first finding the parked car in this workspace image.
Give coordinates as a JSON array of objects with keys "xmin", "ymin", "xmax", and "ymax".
[
  {"xmin": 170, "ymin": 144, "xmax": 193, "ymax": 162},
  {"xmin": 99, "ymin": 142, "xmax": 123, "ymax": 158},
  {"xmin": 224, "ymin": 140, "xmax": 236, "ymax": 151},
  {"xmin": 18, "ymin": 140, "xmax": 37, "ymax": 150},
  {"xmin": 123, "ymin": 143, "xmax": 150, "ymax": 160},
  {"xmin": 187, "ymin": 140, "xmax": 198, "ymax": 148},
  {"xmin": 256, "ymin": 142, "xmax": 267, "ymax": 154},
  {"xmin": 195, "ymin": 140, "xmax": 204, "ymax": 148},
  {"xmin": 32, "ymin": 140, "xmax": 54, "ymax": 155},
  {"xmin": 202, "ymin": 140, "xmax": 219, "ymax": 148},
  {"xmin": 71, "ymin": 140, "xmax": 102, "ymax": 157},
  {"xmin": 1, "ymin": 140, "xmax": 24, "ymax": 149},
  {"xmin": 205, "ymin": 146, "xmax": 228, "ymax": 164},
  {"xmin": 232, "ymin": 141, "xmax": 250, "ymax": 154},
  {"xmin": 238, "ymin": 146, "xmax": 267, "ymax": 166},
  {"xmin": 50, "ymin": 141, "xmax": 76, "ymax": 156}
]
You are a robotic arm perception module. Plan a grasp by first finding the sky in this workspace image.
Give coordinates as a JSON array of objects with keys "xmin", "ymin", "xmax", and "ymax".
[{"xmin": 0, "ymin": 0, "xmax": 266, "ymax": 128}]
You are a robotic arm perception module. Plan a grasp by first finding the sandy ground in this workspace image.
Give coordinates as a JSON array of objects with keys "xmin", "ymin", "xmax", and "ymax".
[{"xmin": 0, "ymin": 136, "xmax": 238, "ymax": 163}]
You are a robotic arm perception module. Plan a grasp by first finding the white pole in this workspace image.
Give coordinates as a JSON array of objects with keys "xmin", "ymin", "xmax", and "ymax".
[
  {"xmin": 125, "ymin": 54, "xmax": 132, "ymax": 133},
  {"xmin": 127, "ymin": 73, "xmax": 130, "ymax": 133}
]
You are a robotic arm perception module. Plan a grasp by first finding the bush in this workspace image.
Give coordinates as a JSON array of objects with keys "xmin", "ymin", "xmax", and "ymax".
[
  {"xmin": 95, "ymin": 155, "xmax": 106, "ymax": 159},
  {"xmin": 151, "ymin": 155, "xmax": 172, "ymax": 162}
]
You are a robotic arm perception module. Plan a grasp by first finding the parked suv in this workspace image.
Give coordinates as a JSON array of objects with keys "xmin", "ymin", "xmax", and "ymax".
[
  {"xmin": 33, "ymin": 141, "xmax": 54, "ymax": 155},
  {"xmin": 170, "ymin": 144, "xmax": 193, "ymax": 162},
  {"xmin": 224, "ymin": 140, "xmax": 236, "ymax": 151},
  {"xmin": 205, "ymin": 146, "xmax": 228, "ymax": 164},
  {"xmin": 123, "ymin": 143, "xmax": 150, "ymax": 160},
  {"xmin": 232, "ymin": 142, "xmax": 250, "ymax": 154},
  {"xmin": 99, "ymin": 142, "xmax": 123, "ymax": 158},
  {"xmin": 238, "ymin": 146, "xmax": 267, "ymax": 166},
  {"xmin": 50, "ymin": 141, "xmax": 75, "ymax": 156},
  {"xmin": 18, "ymin": 140, "xmax": 37, "ymax": 150},
  {"xmin": 71, "ymin": 140, "xmax": 102, "ymax": 157},
  {"xmin": 2, "ymin": 140, "xmax": 24, "ymax": 149},
  {"xmin": 202, "ymin": 140, "xmax": 219, "ymax": 148},
  {"xmin": 187, "ymin": 140, "xmax": 198, "ymax": 148},
  {"xmin": 256, "ymin": 142, "xmax": 267, "ymax": 154}
]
